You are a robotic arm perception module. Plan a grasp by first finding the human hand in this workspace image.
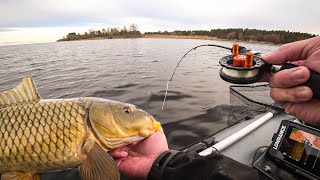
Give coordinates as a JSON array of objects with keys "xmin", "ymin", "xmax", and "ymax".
[
  {"xmin": 262, "ymin": 36, "xmax": 320, "ymax": 126},
  {"xmin": 108, "ymin": 132, "xmax": 169, "ymax": 179}
]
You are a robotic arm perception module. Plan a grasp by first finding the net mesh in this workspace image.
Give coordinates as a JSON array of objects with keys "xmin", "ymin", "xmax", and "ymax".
[{"xmin": 228, "ymin": 83, "xmax": 283, "ymax": 126}]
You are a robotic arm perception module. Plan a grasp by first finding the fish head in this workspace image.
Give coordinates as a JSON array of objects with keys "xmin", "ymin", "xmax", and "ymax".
[{"xmin": 88, "ymin": 98, "xmax": 162, "ymax": 150}]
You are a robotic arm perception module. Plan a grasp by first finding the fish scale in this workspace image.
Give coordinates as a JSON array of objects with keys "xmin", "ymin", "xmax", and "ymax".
[{"xmin": 0, "ymin": 99, "xmax": 88, "ymax": 173}]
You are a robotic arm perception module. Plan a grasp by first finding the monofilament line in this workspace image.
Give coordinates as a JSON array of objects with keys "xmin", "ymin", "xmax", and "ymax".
[
  {"xmin": 161, "ymin": 81, "xmax": 170, "ymax": 110},
  {"xmin": 161, "ymin": 47, "xmax": 195, "ymax": 110},
  {"xmin": 161, "ymin": 44, "xmax": 231, "ymax": 110}
]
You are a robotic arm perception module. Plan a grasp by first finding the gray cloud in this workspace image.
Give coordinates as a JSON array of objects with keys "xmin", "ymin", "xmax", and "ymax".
[
  {"xmin": 0, "ymin": 28, "xmax": 17, "ymax": 32},
  {"xmin": 0, "ymin": 0, "xmax": 319, "ymax": 34}
]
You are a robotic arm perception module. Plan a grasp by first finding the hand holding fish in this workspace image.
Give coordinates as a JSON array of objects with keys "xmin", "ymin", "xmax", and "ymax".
[
  {"xmin": 262, "ymin": 36, "xmax": 320, "ymax": 126},
  {"xmin": 109, "ymin": 131, "xmax": 168, "ymax": 179}
]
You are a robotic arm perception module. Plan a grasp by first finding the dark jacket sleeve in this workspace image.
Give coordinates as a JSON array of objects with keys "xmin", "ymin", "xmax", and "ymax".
[{"xmin": 148, "ymin": 150, "xmax": 263, "ymax": 180}]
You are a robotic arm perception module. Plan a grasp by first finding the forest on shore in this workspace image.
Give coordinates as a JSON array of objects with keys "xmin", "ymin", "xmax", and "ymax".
[
  {"xmin": 145, "ymin": 29, "xmax": 317, "ymax": 44},
  {"xmin": 58, "ymin": 24, "xmax": 317, "ymax": 44},
  {"xmin": 57, "ymin": 24, "xmax": 142, "ymax": 41}
]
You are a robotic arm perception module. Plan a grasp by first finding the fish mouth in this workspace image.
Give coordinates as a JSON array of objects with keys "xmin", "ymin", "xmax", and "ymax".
[
  {"xmin": 138, "ymin": 119, "xmax": 162, "ymax": 137},
  {"xmin": 101, "ymin": 119, "xmax": 161, "ymax": 149},
  {"xmin": 102, "ymin": 135, "xmax": 146, "ymax": 150}
]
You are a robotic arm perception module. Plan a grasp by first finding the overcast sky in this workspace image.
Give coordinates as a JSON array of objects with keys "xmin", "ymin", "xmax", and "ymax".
[{"xmin": 0, "ymin": 0, "xmax": 319, "ymax": 44}]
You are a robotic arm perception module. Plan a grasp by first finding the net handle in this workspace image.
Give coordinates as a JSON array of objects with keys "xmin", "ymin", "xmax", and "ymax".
[{"xmin": 199, "ymin": 111, "xmax": 274, "ymax": 156}]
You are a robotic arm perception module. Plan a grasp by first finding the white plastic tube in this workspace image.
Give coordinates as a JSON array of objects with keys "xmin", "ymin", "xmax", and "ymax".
[{"xmin": 199, "ymin": 112, "xmax": 274, "ymax": 156}]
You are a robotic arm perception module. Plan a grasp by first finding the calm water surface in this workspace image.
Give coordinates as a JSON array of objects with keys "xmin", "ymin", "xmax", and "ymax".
[{"xmin": 0, "ymin": 39, "xmax": 278, "ymax": 149}]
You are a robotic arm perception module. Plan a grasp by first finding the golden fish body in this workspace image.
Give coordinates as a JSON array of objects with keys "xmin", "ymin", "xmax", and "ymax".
[
  {"xmin": 0, "ymin": 98, "xmax": 88, "ymax": 173},
  {"xmin": 0, "ymin": 77, "xmax": 162, "ymax": 180}
]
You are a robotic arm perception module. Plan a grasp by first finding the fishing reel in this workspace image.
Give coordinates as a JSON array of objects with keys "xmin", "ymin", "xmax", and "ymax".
[
  {"xmin": 219, "ymin": 43, "xmax": 320, "ymax": 99},
  {"xmin": 219, "ymin": 43, "xmax": 266, "ymax": 84}
]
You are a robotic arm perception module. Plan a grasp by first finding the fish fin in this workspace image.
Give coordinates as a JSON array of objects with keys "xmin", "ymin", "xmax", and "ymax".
[
  {"xmin": 0, "ymin": 76, "xmax": 41, "ymax": 108},
  {"xmin": 1, "ymin": 171, "xmax": 40, "ymax": 180},
  {"xmin": 80, "ymin": 143, "xmax": 120, "ymax": 180}
]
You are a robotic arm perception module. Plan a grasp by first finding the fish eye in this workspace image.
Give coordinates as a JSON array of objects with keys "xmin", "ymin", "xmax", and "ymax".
[{"xmin": 124, "ymin": 106, "xmax": 133, "ymax": 114}]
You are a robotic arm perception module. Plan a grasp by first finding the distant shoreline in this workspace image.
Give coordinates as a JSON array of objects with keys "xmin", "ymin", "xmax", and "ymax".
[
  {"xmin": 142, "ymin": 34, "xmax": 273, "ymax": 44},
  {"xmin": 57, "ymin": 26, "xmax": 317, "ymax": 44},
  {"xmin": 57, "ymin": 35, "xmax": 142, "ymax": 42},
  {"xmin": 143, "ymin": 34, "xmax": 219, "ymax": 40},
  {"xmin": 57, "ymin": 34, "xmax": 221, "ymax": 42},
  {"xmin": 57, "ymin": 34, "xmax": 274, "ymax": 44}
]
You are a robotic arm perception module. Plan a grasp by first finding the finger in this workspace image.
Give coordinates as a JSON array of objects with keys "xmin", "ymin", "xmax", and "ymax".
[
  {"xmin": 269, "ymin": 66, "xmax": 310, "ymax": 88},
  {"xmin": 261, "ymin": 38, "xmax": 313, "ymax": 64},
  {"xmin": 304, "ymin": 50, "xmax": 320, "ymax": 72},
  {"xmin": 108, "ymin": 149, "xmax": 128, "ymax": 158},
  {"xmin": 291, "ymin": 60, "xmax": 305, "ymax": 66},
  {"xmin": 270, "ymin": 86, "xmax": 313, "ymax": 102},
  {"xmin": 281, "ymin": 100, "xmax": 320, "ymax": 126}
]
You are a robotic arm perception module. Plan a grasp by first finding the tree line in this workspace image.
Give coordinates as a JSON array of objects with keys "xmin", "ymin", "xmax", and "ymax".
[
  {"xmin": 57, "ymin": 24, "xmax": 142, "ymax": 41},
  {"xmin": 145, "ymin": 28, "xmax": 317, "ymax": 44},
  {"xmin": 58, "ymin": 24, "xmax": 317, "ymax": 44}
]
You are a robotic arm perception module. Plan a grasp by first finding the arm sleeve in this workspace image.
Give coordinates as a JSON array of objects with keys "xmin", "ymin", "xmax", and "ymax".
[{"xmin": 148, "ymin": 150, "xmax": 263, "ymax": 180}]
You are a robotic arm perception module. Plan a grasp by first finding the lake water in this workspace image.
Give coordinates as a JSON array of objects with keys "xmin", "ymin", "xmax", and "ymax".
[{"xmin": 0, "ymin": 39, "xmax": 278, "ymax": 149}]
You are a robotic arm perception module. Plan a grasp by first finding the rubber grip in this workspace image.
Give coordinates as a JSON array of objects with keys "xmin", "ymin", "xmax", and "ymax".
[{"xmin": 280, "ymin": 63, "xmax": 320, "ymax": 99}]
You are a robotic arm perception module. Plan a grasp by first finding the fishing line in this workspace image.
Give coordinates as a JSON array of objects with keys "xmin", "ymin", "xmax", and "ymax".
[{"xmin": 161, "ymin": 44, "xmax": 232, "ymax": 110}]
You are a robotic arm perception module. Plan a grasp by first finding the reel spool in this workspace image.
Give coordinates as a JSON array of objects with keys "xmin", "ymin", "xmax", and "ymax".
[{"xmin": 219, "ymin": 43, "xmax": 266, "ymax": 84}]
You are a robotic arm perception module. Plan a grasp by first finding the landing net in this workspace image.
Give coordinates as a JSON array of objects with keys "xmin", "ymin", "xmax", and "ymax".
[{"xmin": 228, "ymin": 83, "xmax": 283, "ymax": 126}]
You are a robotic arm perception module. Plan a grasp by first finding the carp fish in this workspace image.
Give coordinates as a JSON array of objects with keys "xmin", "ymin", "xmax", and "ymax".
[{"xmin": 0, "ymin": 77, "xmax": 162, "ymax": 180}]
